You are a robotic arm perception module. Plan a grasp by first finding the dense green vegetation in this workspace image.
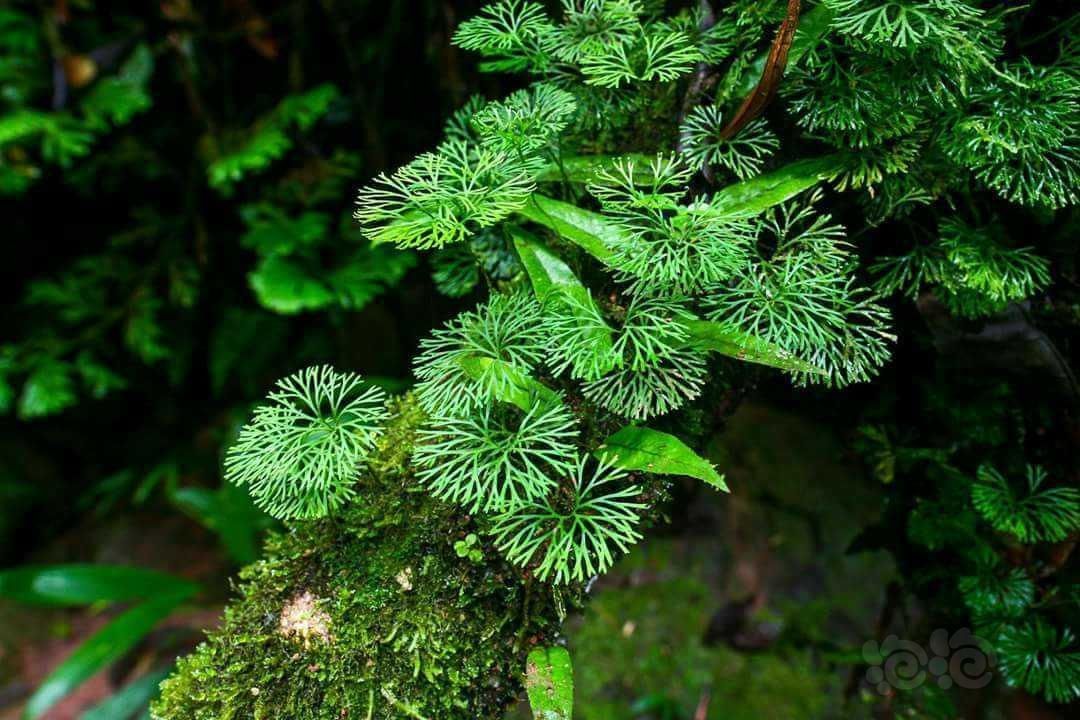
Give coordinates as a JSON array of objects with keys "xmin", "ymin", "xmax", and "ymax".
[{"xmin": 2, "ymin": 1, "xmax": 1078, "ymax": 719}]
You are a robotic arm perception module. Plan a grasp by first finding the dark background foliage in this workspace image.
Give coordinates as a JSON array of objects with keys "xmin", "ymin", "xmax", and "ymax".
[{"xmin": 1, "ymin": 1, "xmax": 1078, "ymax": 719}]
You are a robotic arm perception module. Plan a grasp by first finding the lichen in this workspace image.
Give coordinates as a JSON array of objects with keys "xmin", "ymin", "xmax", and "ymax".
[{"xmin": 153, "ymin": 395, "xmax": 562, "ymax": 720}]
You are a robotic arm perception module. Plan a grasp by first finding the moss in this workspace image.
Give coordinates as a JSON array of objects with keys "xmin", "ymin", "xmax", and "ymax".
[{"xmin": 153, "ymin": 395, "xmax": 560, "ymax": 720}]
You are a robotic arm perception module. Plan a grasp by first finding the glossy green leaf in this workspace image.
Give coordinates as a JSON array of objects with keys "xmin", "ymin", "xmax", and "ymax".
[
  {"xmin": 708, "ymin": 156, "xmax": 843, "ymax": 218},
  {"xmin": 457, "ymin": 355, "xmax": 561, "ymax": 412},
  {"xmin": 516, "ymin": 195, "xmax": 621, "ymax": 263},
  {"xmin": 525, "ymin": 646, "xmax": 574, "ymax": 720},
  {"xmin": 0, "ymin": 565, "xmax": 197, "ymax": 607},
  {"xmin": 678, "ymin": 319, "xmax": 825, "ymax": 375},
  {"xmin": 596, "ymin": 425, "xmax": 728, "ymax": 492},
  {"xmin": 79, "ymin": 665, "xmax": 172, "ymax": 720},
  {"xmin": 23, "ymin": 590, "xmax": 192, "ymax": 719},
  {"xmin": 511, "ymin": 227, "xmax": 615, "ymax": 358},
  {"xmin": 536, "ymin": 154, "xmax": 653, "ymax": 184}
]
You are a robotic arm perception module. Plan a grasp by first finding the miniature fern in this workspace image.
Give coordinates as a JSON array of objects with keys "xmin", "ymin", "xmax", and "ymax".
[
  {"xmin": 971, "ymin": 464, "xmax": 1080, "ymax": 544},
  {"xmin": 680, "ymin": 107, "xmax": 779, "ymax": 179},
  {"xmin": 490, "ymin": 457, "xmax": 644, "ymax": 584},
  {"xmin": 225, "ymin": 366, "xmax": 388, "ymax": 520},
  {"xmin": 354, "ymin": 140, "xmax": 537, "ymax": 249},
  {"xmin": 413, "ymin": 401, "xmax": 578, "ymax": 513},
  {"xmin": 413, "ymin": 291, "xmax": 547, "ymax": 415},
  {"xmin": 995, "ymin": 619, "xmax": 1080, "ymax": 703}
]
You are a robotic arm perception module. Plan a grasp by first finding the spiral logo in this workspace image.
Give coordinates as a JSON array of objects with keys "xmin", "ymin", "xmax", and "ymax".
[
  {"xmin": 862, "ymin": 628, "xmax": 994, "ymax": 694},
  {"xmin": 863, "ymin": 636, "xmax": 928, "ymax": 693}
]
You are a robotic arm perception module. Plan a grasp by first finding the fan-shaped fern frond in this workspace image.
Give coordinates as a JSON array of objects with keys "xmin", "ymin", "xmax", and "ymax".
[
  {"xmin": 541, "ymin": 290, "xmax": 620, "ymax": 381},
  {"xmin": 452, "ymin": 0, "xmax": 556, "ymax": 73},
  {"xmin": 942, "ymin": 61, "xmax": 1080, "ymax": 209},
  {"xmin": 705, "ymin": 199, "xmax": 892, "ymax": 386},
  {"xmin": 972, "ymin": 464, "xmax": 1080, "ymax": 544},
  {"xmin": 680, "ymin": 107, "xmax": 779, "ymax": 180},
  {"xmin": 549, "ymin": 0, "xmax": 643, "ymax": 64},
  {"xmin": 490, "ymin": 457, "xmax": 644, "ymax": 583},
  {"xmin": 413, "ymin": 291, "xmax": 547, "ymax": 416},
  {"xmin": 823, "ymin": 0, "xmax": 983, "ymax": 51},
  {"xmin": 413, "ymin": 401, "xmax": 579, "ymax": 512},
  {"xmin": 225, "ymin": 366, "xmax": 388, "ymax": 520},
  {"xmin": 588, "ymin": 155, "xmax": 754, "ymax": 296},
  {"xmin": 472, "ymin": 83, "xmax": 578, "ymax": 155},
  {"xmin": 996, "ymin": 619, "xmax": 1080, "ymax": 703},
  {"xmin": 580, "ymin": 295, "xmax": 707, "ymax": 419},
  {"xmin": 579, "ymin": 26, "xmax": 700, "ymax": 88},
  {"xmin": 354, "ymin": 140, "xmax": 537, "ymax": 249}
]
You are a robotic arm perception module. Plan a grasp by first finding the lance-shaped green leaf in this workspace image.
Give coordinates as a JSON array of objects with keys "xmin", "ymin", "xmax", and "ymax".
[
  {"xmin": 536, "ymin": 154, "xmax": 654, "ymax": 184},
  {"xmin": 457, "ymin": 354, "xmax": 561, "ymax": 412},
  {"xmin": 512, "ymin": 226, "xmax": 615, "ymax": 356},
  {"xmin": 0, "ymin": 564, "xmax": 198, "ymax": 607},
  {"xmin": 23, "ymin": 589, "xmax": 194, "ymax": 719},
  {"xmin": 516, "ymin": 195, "xmax": 621, "ymax": 263},
  {"xmin": 595, "ymin": 425, "xmax": 728, "ymax": 492},
  {"xmin": 678, "ymin": 319, "xmax": 824, "ymax": 375},
  {"xmin": 525, "ymin": 646, "xmax": 574, "ymax": 720},
  {"xmin": 708, "ymin": 156, "xmax": 843, "ymax": 218}
]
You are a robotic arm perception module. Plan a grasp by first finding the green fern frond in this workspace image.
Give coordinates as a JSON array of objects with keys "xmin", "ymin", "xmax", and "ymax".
[
  {"xmin": 589, "ymin": 154, "xmax": 753, "ymax": 296},
  {"xmin": 995, "ymin": 619, "xmax": 1080, "ymax": 703},
  {"xmin": 958, "ymin": 566, "xmax": 1035, "ymax": 622},
  {"xmin": 942, "ymin": 61, "xmax": 1080, "ymax": 209},
  {"xmin": 579, "ymin": 295, "xmax": 707, "ymax": 420},
  {"xmin": 224, "ymin": 366, "xmax": 388, "ymax": 520},
  {"xmin": 541, "ymin": 290, "xmax": 619, "ymax": 381},
  {"xmin": 452, "ymin": 0, "xmax": 556, "ymax": 73},
  {"xmin": 413, "ymin": 291, "xmax": 546, "ymax": 416},
  {"xmin": 579, "ymin": 25, "xmax": 700, "ymax": 88},
  {"xmin": 549, "ymin": 0, "xmax": 643, "ymax": 64},
  {"xmin": 823, "ymin": 0, "xmax": 983, "ymax": 51},
  {"xmin": 413, "ymin": 400, "xmax": 578, "ymax": 512},
  {"xmin": 207, "ymin": 84, "xmax": 338, "ymax": 191},
  {"xmin": 680, "ymin": 107, "xmax": 779, "ymax": 180},
  {"xmin": 972, "ymin": 464, "xmax": 1080, "ymax": 544},
  {"xmin": 705, "ymin": 199, "xmax": 892, "ymax": 387},
  {"xmin": 490, "ymin": 456, "xmax": 644, "ymax": 583},
  {"xmin": 472, "ymin": 83, "xmax": 578, "ymax": 154},
  {"xmin": 582, "ymin": 350, "xmax": 707, "ymax": 420},
  {"xmin": 354, "ymin": 140, "xmax": 537, "ymax": 249}
]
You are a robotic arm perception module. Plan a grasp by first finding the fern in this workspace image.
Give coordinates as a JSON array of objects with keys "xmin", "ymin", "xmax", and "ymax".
[
  {"xmin": 412, "ymin": 291, "xmax": 546, "ymax": 415},
  {"xmin": 224, "ymin": 366, "xmax": 388, "ymax": 520},
  {"xmin": 489, "ymin": 457, "xmax": 644, "ymax": 584},
  {"xmin": 971, "ymin": 464, "xmax": 1080, "ymax": 544},
  {"xmin": 995, "ymin": 619, "xmax": 1080, "ymax": 703},
  {"xmin": 680, "ymin": 107, "xmax": 779, "ymax": 180},
  {"xmin": 941, "ymin": 61, "xmax": 1080, "ymax": 209},
  {"xmin": 413, "ymin": 400, "xmax": 579, "ymax": 513},
  {"xmin": 354, "ymin": 140, "xmax": 537, "ymax": 249},
  {"xmin": 588, "ymin": 154, "xmax": 754, "ymax": 296}
]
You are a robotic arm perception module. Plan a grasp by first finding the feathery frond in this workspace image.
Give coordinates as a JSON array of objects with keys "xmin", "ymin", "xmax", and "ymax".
[
  {"xmin": 972, "ymin": 464, "xmax": 1080, "ymax": 544},
  {"xmin": 490, "ymin": 456, "xmax": 644, "ymax": 583},
  {"xmin": 225, "ymin": 366, "xmax": 387, "ymax": 520},
  {"xmin": 413, "ymin": 291, "xmax": 547, "ymax": 416},
  {"xmin": 413, "ymin": 401, "xmax": 579, "ymax": 512}
]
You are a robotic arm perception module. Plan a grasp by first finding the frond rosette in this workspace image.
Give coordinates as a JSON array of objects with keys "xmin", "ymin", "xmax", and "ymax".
[
  {"xmin": 490, "ymin": 456, "xmax": 645, "ymax": 584},
  {"xmin": 413, "ymin": 400, "xmax": 579, "ymax": 513},
  {"xmin": 413, "ymin": 290, "xmax": 547, "ymax": 416},
  {"xmin": 225, "ymin": 366, "xmax": 388, "ymax": 520}
]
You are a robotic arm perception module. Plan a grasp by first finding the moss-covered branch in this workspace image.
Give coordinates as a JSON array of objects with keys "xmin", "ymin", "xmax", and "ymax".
[{"xmin": 153, "ymin": 396, "xmax": 562, "ymax": 720}]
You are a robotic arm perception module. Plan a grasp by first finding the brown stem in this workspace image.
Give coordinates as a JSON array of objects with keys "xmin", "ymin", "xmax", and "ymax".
[{"xmin": 719, "ymin": 0, "xmax": 801, "ymax": 140}]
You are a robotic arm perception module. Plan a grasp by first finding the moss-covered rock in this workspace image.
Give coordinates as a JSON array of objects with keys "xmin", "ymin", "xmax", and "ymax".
[{"xmin": 153, "ymin": 395, "xmax": 558, "ymax": 720}]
